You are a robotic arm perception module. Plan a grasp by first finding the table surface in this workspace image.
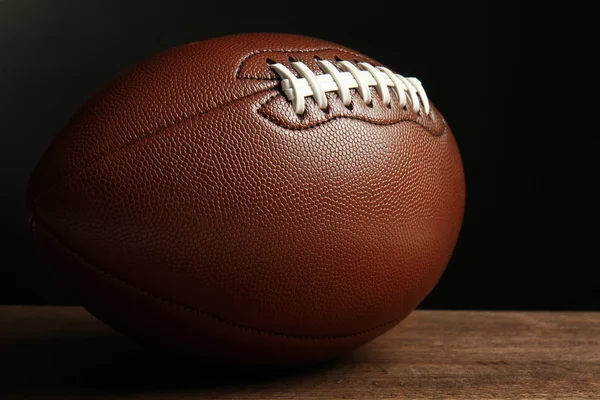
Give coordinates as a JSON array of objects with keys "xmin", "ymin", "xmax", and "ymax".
[{"xmin": 1, "ymin": 307, "xmax": 598, "ymax": 399}]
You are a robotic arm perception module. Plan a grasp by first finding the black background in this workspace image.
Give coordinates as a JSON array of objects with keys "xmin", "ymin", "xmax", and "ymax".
[{"xmin": 1, "ymin": 1, "xmax": 597, "ymax": 309}]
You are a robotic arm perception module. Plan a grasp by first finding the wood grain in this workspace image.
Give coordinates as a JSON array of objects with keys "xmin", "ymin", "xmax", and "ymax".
[{"xmin": 0, "ymin": 306, "xmax": 598, "ymax": 399}]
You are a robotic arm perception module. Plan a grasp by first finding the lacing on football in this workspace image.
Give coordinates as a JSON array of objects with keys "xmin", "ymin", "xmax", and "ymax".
[{"xmin": 270, "ymin": 60, "xmax": 430, "ymax": 116}]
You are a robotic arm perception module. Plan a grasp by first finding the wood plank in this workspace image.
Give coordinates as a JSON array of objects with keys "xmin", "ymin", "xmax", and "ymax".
[{"xmin": 0, "ymin": 306, "xmax": 598, "ymax": 399}]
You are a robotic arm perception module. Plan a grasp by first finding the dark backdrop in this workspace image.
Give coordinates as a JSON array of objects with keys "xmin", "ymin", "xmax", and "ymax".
[{"xmin": 1, "ymin": 1, "xmax": 596, "ymax": 309}]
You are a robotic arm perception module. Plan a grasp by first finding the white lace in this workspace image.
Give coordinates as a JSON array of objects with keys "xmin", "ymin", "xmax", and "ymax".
[{"xmin": 270, "ymin": 60, "xmax": 430, "ymax": 116}]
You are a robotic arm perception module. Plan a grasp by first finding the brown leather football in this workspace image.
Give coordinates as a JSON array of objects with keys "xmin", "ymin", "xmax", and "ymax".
[{"xmin": 27, "ymin": 33, "xmax": 465, "ymax": 366}]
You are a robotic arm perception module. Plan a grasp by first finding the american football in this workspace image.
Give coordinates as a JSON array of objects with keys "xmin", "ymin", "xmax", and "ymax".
[{"xmin": 27, "ymin": 33, "xmax": 465, "ymax": 366}]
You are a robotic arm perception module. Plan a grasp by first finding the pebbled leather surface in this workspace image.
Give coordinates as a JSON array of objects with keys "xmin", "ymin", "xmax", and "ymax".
[{"xmin": 27, "ymin": 33, "xmax": 465, "ymax": 365}]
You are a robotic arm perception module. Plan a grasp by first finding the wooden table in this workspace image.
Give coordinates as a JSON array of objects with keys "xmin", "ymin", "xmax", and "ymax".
[{"xmin": 1, "ymin": 307, "xmax": 598, "ymax": 399}]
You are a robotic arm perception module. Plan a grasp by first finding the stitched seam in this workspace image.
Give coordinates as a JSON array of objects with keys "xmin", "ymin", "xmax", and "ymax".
[
  {"xmin": 236, "ymin": 48, "xmax": 369, "ymax": 80},
  {"xmin": 32, "ymin": 88, "xmax": 275, "ymax": 205},
  {"xmin": 258, "ymin": 93, "xmax": 445, "ymax": 135},
  {"xmin": 32, "ymin": 214, "xmax": 401, "ymax": 341}
]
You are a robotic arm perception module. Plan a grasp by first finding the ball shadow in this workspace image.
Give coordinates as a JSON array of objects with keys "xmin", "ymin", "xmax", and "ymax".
[{"xmin": 0, "ymin": 316, "xmax": 348, "ymax": 398}]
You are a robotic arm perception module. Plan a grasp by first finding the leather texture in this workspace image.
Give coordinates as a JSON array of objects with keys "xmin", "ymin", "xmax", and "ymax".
[{"xmin": 27, "ymin": 33, "xmax": 465, "ymax": 366}]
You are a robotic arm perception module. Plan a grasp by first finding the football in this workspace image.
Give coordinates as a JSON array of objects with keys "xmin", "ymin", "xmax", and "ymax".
[{"xmin": 27, "ymin": 33, "xmax": 465, "ymax": 366}]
